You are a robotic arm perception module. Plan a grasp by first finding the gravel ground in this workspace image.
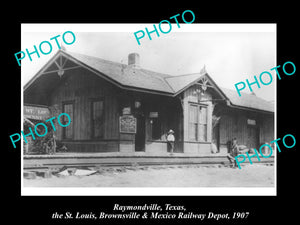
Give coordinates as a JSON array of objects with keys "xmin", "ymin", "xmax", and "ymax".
[{"xmin": 23, "ymin": 164, "xmax": 274, "ymax": 187}]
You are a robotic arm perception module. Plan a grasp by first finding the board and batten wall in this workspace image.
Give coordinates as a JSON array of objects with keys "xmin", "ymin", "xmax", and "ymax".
[
  {"xmin": 218, "ymin": 106, "xmax": 274, "ymax": 153},
  {"xmin": 49, "ymin": 68, "xmax": 120, "ymax": 152},
  {"xmin": 182, "ymin": 85, "xmax": 213, "ymax": 155}
]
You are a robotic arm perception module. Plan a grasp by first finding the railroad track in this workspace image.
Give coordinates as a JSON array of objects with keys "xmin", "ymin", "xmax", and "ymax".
[{"xmin": 24, "ymin": 160, "xmax": 274, "ymax": 173}]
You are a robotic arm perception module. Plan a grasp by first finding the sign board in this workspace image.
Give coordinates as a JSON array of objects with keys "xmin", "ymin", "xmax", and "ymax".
[
  {"xmin": 122, "ymin": 107, "xmax": 131, "ymax": 115},
  {"xmin": 24, "ymin": 105, "xmax": 50, "ymax": 120},
  {"xmin": 119, "ymin": 115, "xmax": 137, "ymax": 133},
  {"xmin": 149, "ymin": 112, "xmax": 158, "ymax": 118},
  {"xmin": 247, "ymin": 119, "xmax": 256, "ymax": 125}
]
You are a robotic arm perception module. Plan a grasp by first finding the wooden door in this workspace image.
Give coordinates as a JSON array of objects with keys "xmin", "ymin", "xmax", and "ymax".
[
  {"xmin": 135, "ymin": 114, "xmax": 146, "ymax": 151},
  {"xmin": 247, "ymin": 125, "xmax": 259, "ymax": 149}
]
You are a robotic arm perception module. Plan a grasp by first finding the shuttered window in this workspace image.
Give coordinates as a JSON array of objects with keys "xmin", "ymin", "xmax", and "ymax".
[
  {"xmin": 188, "ymin": 104, "xmax": 208, "ymax": 142},
  {"xmin": 189, "ymin": 104, "xmax": 198, "ymax": 141},
  {"xmin": 91, "ymin": 100, "xmax": 104, "ymax": 139}
]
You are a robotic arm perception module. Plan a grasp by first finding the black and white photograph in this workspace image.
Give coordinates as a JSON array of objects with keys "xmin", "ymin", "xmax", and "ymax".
[
  {"xmin": 4, "ymin": 5, "xmax": 299, "ymax": 225},
  {"xmin": 21, "ymin": 24, "xmax": 276, "ymax": 195}
]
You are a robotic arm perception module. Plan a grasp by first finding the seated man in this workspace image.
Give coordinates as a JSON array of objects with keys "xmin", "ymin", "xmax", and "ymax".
[{"xmin": 227, "ymin": 138, "xmax": 241, "ymax": 168}]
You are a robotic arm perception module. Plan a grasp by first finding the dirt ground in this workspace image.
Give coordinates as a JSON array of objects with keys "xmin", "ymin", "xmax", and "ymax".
[{"xmin": 23, "ymin": 164, "xmax": 274, "ymax": 187}]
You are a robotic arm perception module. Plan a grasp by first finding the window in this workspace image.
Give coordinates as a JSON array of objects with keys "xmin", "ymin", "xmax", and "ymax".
[
  {"xmin": 188, "ymin": 104, "xmax": 208, "ymax": 141},
  {"xmin": 63, "ymin": 103, "xmax": 74, "ymax": 139},
  {"xmin": 91, "ymin": 100, "xmax": 104, "ymax": 139},
  {"xmin": 189, "ymin": 105, "xmax": 198, "ymax": 141}
]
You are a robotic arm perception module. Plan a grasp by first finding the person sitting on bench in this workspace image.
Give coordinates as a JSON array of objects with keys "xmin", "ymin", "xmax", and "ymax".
[{"xmin": 227, "ymin": 138, "xmax": 241, "ymax": 168}]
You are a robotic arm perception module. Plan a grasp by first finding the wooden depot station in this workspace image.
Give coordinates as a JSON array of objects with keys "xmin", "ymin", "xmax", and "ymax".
[{"xmin": 23, "ymin": 50, "xmax": 275, "ymax": 168}]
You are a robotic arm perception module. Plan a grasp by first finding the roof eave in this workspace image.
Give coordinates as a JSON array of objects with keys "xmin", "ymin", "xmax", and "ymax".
[{"xmin": 226, "ymin": 102, "xmax": 274, "ymax": 114}]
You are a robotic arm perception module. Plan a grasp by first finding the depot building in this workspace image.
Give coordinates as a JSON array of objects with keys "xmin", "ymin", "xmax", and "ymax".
[{"xmin": 24, "ymin": 49, "xmax": 274, "ymax": 156}]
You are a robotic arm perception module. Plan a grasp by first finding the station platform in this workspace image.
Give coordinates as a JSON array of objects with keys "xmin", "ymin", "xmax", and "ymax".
[{"xmin": 24, "ymin": 152, "xmax": 275, "ymax": 170}]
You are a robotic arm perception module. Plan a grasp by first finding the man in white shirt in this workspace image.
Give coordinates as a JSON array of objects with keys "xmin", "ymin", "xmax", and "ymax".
[{"xmin": 166, "ymin": 129, "xmax": 175, "ymax": 155}]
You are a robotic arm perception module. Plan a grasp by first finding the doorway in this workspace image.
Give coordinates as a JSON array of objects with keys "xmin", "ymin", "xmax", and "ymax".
[
  {"xmin": 135, "ymin": 114, "xmax": 146, "ymax": 151},
  {"xmin": 247, "ymin": 125, "xmax": 259, "ymax": 149}
]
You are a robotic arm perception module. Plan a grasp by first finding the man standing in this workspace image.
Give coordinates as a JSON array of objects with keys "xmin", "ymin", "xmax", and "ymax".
[{"xmin": 166, "ymin": 129, "xmax": 175, "ymax": 155}]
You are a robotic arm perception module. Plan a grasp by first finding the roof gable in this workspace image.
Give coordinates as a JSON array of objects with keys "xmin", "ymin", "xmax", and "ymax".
[{"xmin": 165, "ymin": 73, "xmax": 205, "ymax": 94}]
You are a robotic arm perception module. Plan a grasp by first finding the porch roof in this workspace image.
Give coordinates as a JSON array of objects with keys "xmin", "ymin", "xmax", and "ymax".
[{"xmin": 220, "ymin": 87, "xmax": 274, "ymax": 113}]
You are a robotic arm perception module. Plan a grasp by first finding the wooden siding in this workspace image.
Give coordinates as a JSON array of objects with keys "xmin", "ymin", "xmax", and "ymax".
[
  {"xmin": 183, "ymin": 142, "xmax": 211, "ymax": 155},
  {"xmin": 24, "ymin": 65, "xmax": 274, "ymax": 155},
  {"xmin": 218, "ymin": 106, "xmax": 274, "ymax": 152},
  {"xmin": 50, "ymin": 67, "xmax": 120, "ymax": 145},
  {"xmin": 183, "ymin": 84, "xmax": 213, "ymax": 143},
  {"xmin": 62, "ymin": 141, "xmax": 119, "ymax": 152},
  {"xmin": 259, "ymin": 115, "xmax": 274, "ymax": 144}
]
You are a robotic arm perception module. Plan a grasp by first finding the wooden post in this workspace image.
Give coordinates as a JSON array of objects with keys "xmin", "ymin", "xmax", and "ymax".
[
  {"xmin": 53, "ymin": 134, "xmax": 56, "ymax": 154},
  {"xmin": 24, "ymin": 142, "xmax": 29, "ymax": 155}
]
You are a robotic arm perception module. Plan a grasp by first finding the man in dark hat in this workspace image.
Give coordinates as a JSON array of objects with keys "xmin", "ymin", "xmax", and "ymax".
[{"xmin": 166, "ymin": 129, "xmax": 175, "ymax": 155}]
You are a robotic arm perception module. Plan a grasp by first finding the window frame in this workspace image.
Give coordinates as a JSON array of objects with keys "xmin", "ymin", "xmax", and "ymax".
[
  {"xmin": 188, "ymin": 103, "xmax": 208, "ymax": 142},
  {"xmin": 90, "ymin": 98, "xmax": 105, "ymax": 140}
]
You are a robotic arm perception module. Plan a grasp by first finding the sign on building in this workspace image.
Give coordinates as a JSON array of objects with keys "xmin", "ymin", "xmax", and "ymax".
[
  {"xmin": 24, "ymin": 105, "xmax": 50, "ymax": 120},
  {"xmin": 119, "ymin": 115, "xmax": 137, "ymax": 133},
  {"xmin": 247, "ymin": 119, "xmax": 256, "ymax": 126},
  {"xmin": 149, "ymin": 112, "xmax": 158, "ymax": 118}
]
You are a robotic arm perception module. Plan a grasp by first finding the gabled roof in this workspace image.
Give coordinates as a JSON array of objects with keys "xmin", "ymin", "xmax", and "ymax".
[
  {"xmin": 24, "ymin": 50, "xmax": 274, "ymax": 113},
  {"xmin": 66, "ymin": 51, "xmax": 175, "ymax": 94},
  {"xmin": 165, "ymin": 73, "xmax": 206, "ymax": 94}
]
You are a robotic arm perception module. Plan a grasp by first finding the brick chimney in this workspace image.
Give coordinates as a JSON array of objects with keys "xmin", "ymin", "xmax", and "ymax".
[{"xmin": 128, "ymin": 53, "xmax": 140, "ymax": 68}]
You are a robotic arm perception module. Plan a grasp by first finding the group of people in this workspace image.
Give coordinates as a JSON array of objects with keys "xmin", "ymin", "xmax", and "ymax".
[
  {"xmin": 166, "ymin": 129, "xmax": 243, "ymax": 168},
  {"xmin": 39, "ymin": 125, "xmax": 242, "ymax": 168}
]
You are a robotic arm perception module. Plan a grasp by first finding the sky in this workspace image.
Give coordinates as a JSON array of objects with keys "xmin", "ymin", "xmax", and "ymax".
[{"xmin": 21, "ymin": 24, "xmax": 276, "ymax": 101}]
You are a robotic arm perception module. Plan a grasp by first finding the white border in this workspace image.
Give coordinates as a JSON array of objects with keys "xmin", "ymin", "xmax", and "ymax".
[{"xmin": 22, "ymin": 187, "xmax": 276, "ymax": 196}]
